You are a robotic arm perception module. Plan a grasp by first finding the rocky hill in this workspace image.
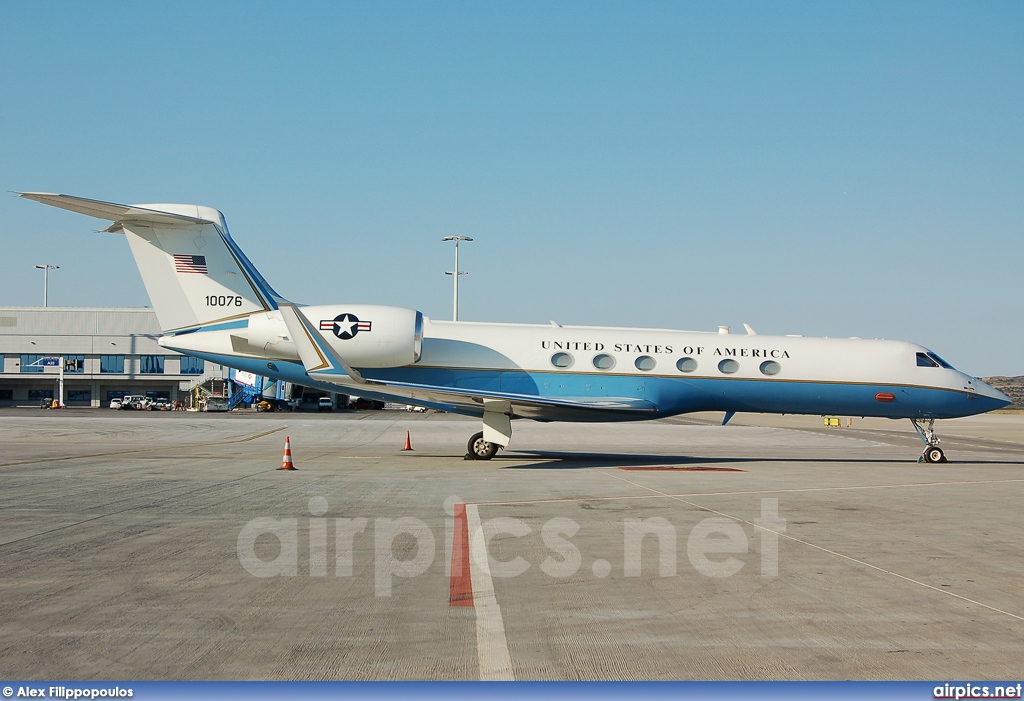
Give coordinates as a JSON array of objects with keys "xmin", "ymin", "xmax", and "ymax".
[{"xmin": 981, "ymin": 376, "xmax": 1024, "ymax": 410}]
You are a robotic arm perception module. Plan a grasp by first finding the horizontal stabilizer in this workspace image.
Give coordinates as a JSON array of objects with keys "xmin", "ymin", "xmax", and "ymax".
[{"xmin": 18, "ymin": 193, "xmax": 214, "ymax": 228}]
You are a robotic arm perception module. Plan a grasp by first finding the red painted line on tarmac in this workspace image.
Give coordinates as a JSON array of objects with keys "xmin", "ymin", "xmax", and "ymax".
[
  {"xmin": 618, "ymin": 465, "xmax": 746, "ymax": 472},
  {"xmin": 449, "ymin": 503, "xmax": 474, "ymax": 607}
]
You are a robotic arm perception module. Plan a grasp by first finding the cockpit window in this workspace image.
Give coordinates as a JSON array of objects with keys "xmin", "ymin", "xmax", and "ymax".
[
  {"xmin": 926, "ymin": 352, "xmax": 953, "ymax": 369},
  {"xmin": 916, "ymin": 352, "xmax": 939, "ymax": 368}
]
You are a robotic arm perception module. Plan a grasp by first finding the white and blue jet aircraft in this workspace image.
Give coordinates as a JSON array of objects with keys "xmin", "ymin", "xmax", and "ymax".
[{"xmin": 21, "ymin": 192, "xmax": 1011, "ymax": 463}]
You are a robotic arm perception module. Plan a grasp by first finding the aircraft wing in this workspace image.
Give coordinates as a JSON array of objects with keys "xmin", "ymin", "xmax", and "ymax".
[
  {"xmin": 279, "ymin": 303, "xmax": 658, "ymax": 418},
  {"xmin": 363, "ymin": 378, "xmax": 658, "ymax": 415}
]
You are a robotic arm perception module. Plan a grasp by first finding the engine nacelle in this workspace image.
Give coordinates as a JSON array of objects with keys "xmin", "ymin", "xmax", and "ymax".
[{"xmin": 301, "ymin": 304, "xmax": 423, "ymax": 368}]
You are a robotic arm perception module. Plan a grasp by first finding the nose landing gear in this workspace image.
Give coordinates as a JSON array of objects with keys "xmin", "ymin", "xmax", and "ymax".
[{"xmin": 911, "ymin": 418, "xmax": 947, "ymax": 463}]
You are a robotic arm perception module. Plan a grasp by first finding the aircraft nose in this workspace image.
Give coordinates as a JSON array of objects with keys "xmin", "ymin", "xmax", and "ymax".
[{"xmin": 973, "ymin": 378, "xmax": 1013, "ymax": 409}]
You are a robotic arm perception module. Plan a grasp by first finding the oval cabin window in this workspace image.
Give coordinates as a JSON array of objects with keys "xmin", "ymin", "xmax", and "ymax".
[
  {"xmin": 676, "ymin": 357, "xmax": 698, "ymax": 373},
  {"xmin": 635, "ymin": 356, "xmax": 656, "ymax": 371},
  {"xmin": 551, "ymin": 352, "xmax": 573, "ymax": 369}
]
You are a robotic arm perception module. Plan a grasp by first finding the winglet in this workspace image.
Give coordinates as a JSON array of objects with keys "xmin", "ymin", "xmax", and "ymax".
[{"xmin": 277, "ymin": 303, "xmax": 366, "ymax": 384}]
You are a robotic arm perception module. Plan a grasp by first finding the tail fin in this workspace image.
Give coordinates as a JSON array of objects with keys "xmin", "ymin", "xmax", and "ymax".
[{"xmin": 19, "ymin": 193, "xmax": 285, "ymax": 332}]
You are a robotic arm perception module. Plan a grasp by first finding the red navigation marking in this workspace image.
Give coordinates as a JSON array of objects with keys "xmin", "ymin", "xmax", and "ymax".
[
  {"xmin": 449, "ymin": 503, "xmax": 474, "ymax": 606},
  {"xmin": 618, "ymin": 465, "xmax": 746, "ymax": 472}
]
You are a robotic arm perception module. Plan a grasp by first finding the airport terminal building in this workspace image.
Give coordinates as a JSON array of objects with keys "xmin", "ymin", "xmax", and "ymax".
[{"xmin": 0, "ymin": 306, "xmax": 229, "ymax": 408}]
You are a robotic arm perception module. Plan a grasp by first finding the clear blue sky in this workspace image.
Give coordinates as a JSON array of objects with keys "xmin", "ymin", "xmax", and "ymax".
[{"xmin": 2, "ymin": 2, "xmax": 1021, "ymax": 375}]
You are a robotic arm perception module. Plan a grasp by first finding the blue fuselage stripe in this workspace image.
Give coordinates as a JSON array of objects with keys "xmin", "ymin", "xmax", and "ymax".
[{"xmin": 170, "ymin": 351, "xmax": 1003, "ymax": 420}]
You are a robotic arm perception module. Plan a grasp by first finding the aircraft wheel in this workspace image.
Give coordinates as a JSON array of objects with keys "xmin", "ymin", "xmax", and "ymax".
[
  {"xmin": 468, "ymin": 431, "xmax": 498, "ymax": 460},
  {"xmin": 923, "ymin": 446, "xmax": 946, "ymax": 464}
]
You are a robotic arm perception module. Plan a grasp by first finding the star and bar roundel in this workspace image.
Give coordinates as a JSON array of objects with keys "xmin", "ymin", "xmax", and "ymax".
[{"xmin": 320, "ymin": 314, "xmax": 372, "ymax": 340}]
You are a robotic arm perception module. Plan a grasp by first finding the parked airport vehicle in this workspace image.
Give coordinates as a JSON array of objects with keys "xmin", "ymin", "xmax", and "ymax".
[
  {"xmin": 204, "ymin": 397, "xmax": 228, "ymax": 412},
  {"xmin": 317, "ymin": 397, "xmax": 333, "ymax": 412},
  {"xmin": 21, "ymin": 192, "xmax": 1011, "ymax": 462},
  {"xmin": 109, "ymin": 398, "xmax": 122, "ymax": 410},
  {"xmin": 120, "ymin": 395, "xmax": 148, "ymax": 410}
]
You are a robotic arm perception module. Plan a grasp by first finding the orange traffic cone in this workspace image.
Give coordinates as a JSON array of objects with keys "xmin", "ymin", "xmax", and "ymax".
[
  {"xmin": 279, "ymin": 436, "xmax": 297, "ymax": 470},
  {"xmin": 402, "ymin": 430, "xmax": 413, "ymax": 451}
]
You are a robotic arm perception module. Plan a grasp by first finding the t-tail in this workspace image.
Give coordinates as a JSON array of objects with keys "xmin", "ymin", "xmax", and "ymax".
[{"xmin": 18, "ymin": 193, "xmax": 285, "ymax": 332}]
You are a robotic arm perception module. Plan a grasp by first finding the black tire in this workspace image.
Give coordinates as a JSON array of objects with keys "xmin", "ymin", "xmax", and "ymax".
[
  {"xmin": 924, "ymin": 446, "xmax": 945, "ymax": 464},
  {"xmin": 467, "ymin": 431, "xmax": 498, "ymax": 460}
]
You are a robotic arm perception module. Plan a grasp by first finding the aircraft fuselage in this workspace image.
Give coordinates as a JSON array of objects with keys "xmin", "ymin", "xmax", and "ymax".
[{"xmin": 161, "ymin": 312, "xmax": 1008, "ymax": 422}]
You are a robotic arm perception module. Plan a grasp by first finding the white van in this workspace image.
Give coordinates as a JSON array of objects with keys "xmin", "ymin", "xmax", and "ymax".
[{"xmin": 121, "ymin": 395, "xmax": 147, "ymax": 410}]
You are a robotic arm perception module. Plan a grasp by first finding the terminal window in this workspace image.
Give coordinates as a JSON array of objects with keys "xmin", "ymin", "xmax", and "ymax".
[
  {"xmin": 68, "ymin": 390, "xmax": 91, "ymax": 402},
  {"xmin": 179, "ymin": 356, "xmax": 205, "ymax": 375},
  {"xmin": 100, "ymin": 355, "xmax": 125, "ymax": 374},
  {"xmin": 20, "ymin": 354, "xmax": 44, "ymax": 373},
  {"xmin": 140, "ymin": 355, "xmax": 165, "ymax": 374},
  {"xmin": 28, "ymin": 389, "xmax": 54, "ymax": 400},
  {"xmin": 64, "ymin": 355, "xmax": 85, "ymax": 373}
]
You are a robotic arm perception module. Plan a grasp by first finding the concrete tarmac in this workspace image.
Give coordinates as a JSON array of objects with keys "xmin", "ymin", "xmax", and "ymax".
[{"xmin": 0, "ymin": 408, "xmax": 1021, "ymax": 680}]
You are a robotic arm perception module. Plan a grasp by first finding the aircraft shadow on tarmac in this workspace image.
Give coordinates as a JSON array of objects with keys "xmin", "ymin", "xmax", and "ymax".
[
  {"xmin": 495, "ymin": 451, "xmax": 1024, "ymax": 469},
  {"xmin": 495, "ymin": 452, "xmax": 742, "ymax": 470}
]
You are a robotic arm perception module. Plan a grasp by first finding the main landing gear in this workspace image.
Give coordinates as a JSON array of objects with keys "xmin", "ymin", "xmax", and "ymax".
[
  {"xmin": 467, "ymin": 431, "xmax": 499, "ymax": 460},
  {"xmin": 465, "ymin": 401, "xmax": 513, "ymax": 460},
  {"xmin": 911, "ymin": 418, "xmax": 947, "ymax": 463}
]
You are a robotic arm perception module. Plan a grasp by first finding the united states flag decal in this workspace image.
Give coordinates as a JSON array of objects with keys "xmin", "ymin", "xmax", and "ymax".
[{"xmin": 173, "ymin": 254, "xmax": 208, "ymax": 274}]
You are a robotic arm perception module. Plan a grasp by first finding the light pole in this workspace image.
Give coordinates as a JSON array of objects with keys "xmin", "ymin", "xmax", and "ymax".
[
  {"xmin": 34, "ymin": 264, "xmax": 59, "ymax": 307},
  {"xmin": 442, "ymin": 236, "xmax": 472, "ymax": 321}
]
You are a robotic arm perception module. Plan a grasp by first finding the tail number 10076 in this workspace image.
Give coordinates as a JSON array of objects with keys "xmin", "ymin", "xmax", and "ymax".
[{"xmin": 206, "ymin": 295, "xmax": 243, "ymax": 307}]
